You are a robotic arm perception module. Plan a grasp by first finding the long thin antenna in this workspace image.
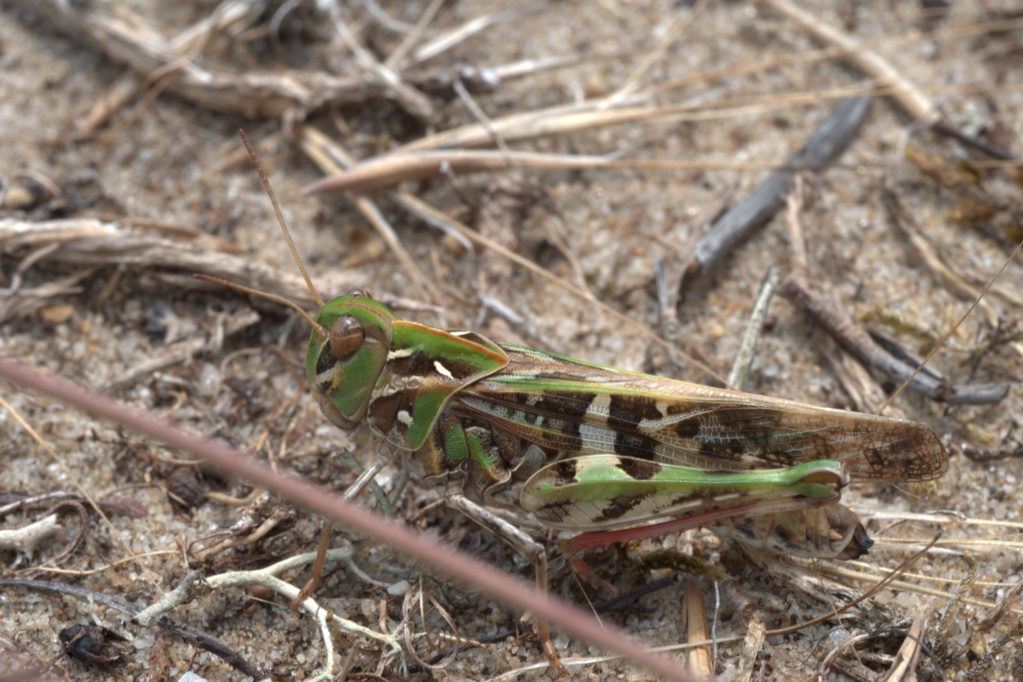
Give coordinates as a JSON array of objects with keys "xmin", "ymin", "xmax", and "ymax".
[
  {"xmin": 879, "ymin": 238, "xmax": 1022, "ymax": 414},
  {"xmin": 195, "ymin": 274, "xmax": 327, "ymax": 339},
  {"xmin": 239, "ymin": 129, "xmax": 326, "ymax": 310}
]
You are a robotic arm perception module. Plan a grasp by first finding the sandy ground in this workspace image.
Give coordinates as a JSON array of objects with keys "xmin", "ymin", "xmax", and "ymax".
[{"xmin": 2, "ymin": 1, "xmax": 1023, "ymax": 680}]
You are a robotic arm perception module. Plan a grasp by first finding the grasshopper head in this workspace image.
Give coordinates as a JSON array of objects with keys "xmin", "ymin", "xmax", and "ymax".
[{"xmin": 306, "ymin": 289, "xmax": 395, "ymax": 430}]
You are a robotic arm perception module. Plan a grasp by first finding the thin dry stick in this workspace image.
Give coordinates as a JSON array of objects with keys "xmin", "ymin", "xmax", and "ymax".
[
  {"xmin": 305, "ymin": 149, "xmax": 885, "ymax": 194},
  {"xmin": 815, "ymin": 561, "xmax": 1015, "ymax": 614},
  {"xmin": 763, "ymin": 0, "xmax": 934, "ymax": 125},
  {"xmin": 104, "ymin": 308, "xmax": 260, "ymax": 390},
  {"xmin": 876, "ymin": 232, "xmax": 1023, "ymax": 413},
  {"xmin": 638, "ymin": 12, "xmax": 1023, "ymax": 111},
  {"xmin": 298, "ymin": 125, "xmax": 733, "ymax": 384},
  {"xmin": 452, "ymin": 78, "xmax": 512, "ymax": 157},
  {"xmin": 382, "ymin": 77, "xmax": 1011, "ymax": 163},
  {"xmin": 410, "ymin": 10, "xmax": 517, "ymax": 65},
  {"xmin": 297, "ymin": 125, "xmax": 725, "ymax": 385},
  {"xmin": 304, "ymin": 149, "xmax": 616, "ymax": 193},
  {"xmin": 451, "ymin": 77, "xmax": 607, "ymax": 325},
  {"xmin": 765, "ymin": 536, "xmax": 942, "ymax": 639},
  {"xmin": 882, "ymin": 183, "xmax": 1001, "ymax": 326},
  {"xmin": 396, "ymin": 87, "xmax": 813, "ymax": 154},
  {"xmin": 78, "ymin": 0, "xmax": 266, "ymax": 137}
]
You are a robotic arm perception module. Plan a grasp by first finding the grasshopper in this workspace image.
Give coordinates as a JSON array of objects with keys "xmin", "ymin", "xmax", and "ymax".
[
  {"xmin": 301, "ymin": 291, "xmax": 944, "ymax": 660},
  {"xmin": 223, "ymin": 134, "xmax": 947, "ymax": 668}
]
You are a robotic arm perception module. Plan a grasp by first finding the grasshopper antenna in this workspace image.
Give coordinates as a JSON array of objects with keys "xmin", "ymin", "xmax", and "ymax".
[
  {"xmin": 194, "ymin": 274, "xmax": 327, "ymax": 339},
  {"xmin": 239, "ymin": 129, "xmax": 326, "ymax": 310},
  {"xmin": 879, "ymin": 237, "xmax": 1022, "ymax": 414}
]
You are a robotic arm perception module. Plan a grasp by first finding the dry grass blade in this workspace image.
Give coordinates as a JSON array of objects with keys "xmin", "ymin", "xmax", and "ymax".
[
  {"xmin": 609, "ymin": 0, "xmax": 709, "ymax": 102},
  {"xmin": 102, "ymin": 308, "xmax": 260, "ymax": 390},
  {"xmin": 878, "ymin": 610, "xmax": 928, "ymax": 682},
  {"xmin": 304, "ymin": 149, "xmax": 617, "ymax": 194},
  {"xmin": 813, "ymin": 559, "xmax": 1023, "ymax": 617},
  {"xmin": 735, "ymin": 616, "xmax": 765, "ymax": 682},
  {"xmin": 882, "ymin": 183, "xmax": 1003, "ymax": 326},
  {"xmin": 325, "ymin": 3, "xmax": 433, "ymax": 120},
  {"xmin": 683, "ymin": 578, "xmax": 714, "ymax": 677},
  {"xmin": 393, "ymin": 88, "xmax": 868, "ymax": 154},
  {"xmin": 409, "ymin": 10, "xmax": 518, "ymax": 65}
]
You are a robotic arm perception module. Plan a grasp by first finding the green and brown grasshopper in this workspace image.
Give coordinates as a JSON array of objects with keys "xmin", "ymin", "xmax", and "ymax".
[
  {"xmin": 219, "ymin": 135, "xmax": 947, "ymax": 668},
  {"xmin": 300, "ymin": 288, "xmax": 944, "ymax": 661}
]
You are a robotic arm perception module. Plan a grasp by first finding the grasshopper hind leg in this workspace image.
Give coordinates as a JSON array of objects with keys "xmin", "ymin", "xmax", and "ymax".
[
  {"xmin": 446, "ymin": 490, "xmax": 565, "ymax": 675},
  {"xmin": 716, "ymin": 503, "xmax": 873, "ymax": 560}
]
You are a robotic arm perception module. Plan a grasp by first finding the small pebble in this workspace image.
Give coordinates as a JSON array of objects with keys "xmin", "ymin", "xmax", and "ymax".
[{"xmin": 386, "ymin": 580, "xmax": 410, "ymax": 596}]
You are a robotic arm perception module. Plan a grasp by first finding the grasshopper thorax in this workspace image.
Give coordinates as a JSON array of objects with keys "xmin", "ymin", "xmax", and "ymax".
[{"xmin": 306, "ymin": 289, "xmax": 396, "ymax": 431}]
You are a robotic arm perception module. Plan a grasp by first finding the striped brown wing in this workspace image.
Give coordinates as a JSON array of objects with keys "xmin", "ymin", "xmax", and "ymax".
[{"xmin": 452, "ymin": 344, "xmax": 946, "ymax": 482}]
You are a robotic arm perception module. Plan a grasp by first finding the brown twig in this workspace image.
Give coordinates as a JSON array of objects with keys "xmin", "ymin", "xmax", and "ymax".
[
  {"xmin": 781, "ymin": 261, "xmax": 1007, "ymax": 404},
  {"xmin": 778, "ymin": 180, "xmax": 1008, "ymax": 405},
  {"xmin": 677, "ymin": 96, "xmax": 872, "ymax": 305}
]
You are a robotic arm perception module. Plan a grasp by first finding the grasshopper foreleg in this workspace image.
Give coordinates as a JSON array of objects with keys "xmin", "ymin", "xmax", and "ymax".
[
  {"xmin": 292, "ymin": 455, "xmax": 392, "ymax": 609},
  {"xmin": 446, "ymin": 489, "xmax": 564, "ymax": 674}
]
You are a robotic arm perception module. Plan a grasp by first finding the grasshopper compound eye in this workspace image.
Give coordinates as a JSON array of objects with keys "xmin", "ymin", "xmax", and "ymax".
[
  {"xmin": 343, "ymin": 287, "xmax": 373, "ymax": 299},
  {"xmin": 329, "ymin": 315, "xmax": 364, "ymax": 361}
]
